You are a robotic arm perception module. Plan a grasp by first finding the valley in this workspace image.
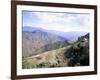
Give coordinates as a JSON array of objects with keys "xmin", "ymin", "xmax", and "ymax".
[{"xmin": 22, "ymin": 27, "xmax": 89, "ymax": 69}]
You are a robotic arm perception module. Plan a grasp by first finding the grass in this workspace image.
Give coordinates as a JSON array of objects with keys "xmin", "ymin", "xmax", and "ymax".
[{"xmin": 22, "ymin": 46, "xmax": 71, "ymax": 69}]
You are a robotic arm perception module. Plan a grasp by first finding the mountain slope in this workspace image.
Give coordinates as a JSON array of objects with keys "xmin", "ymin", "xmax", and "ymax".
[
  {"xmin": 45, "ymin": 30, "xmax": 88, "ymax": 42},
  {"xmin": 22, "ymin": 27, "xmax": 69, "ymax": 57},
  {"xmin": 22, "ymin": 45, "xmax": 71, "ymax": 69},
  {"xmin": 22, "ymin": 33, "xmax": 90, "ymax": 69},
  {"xmin": 64, "ymin": 33, "xmax": 89, "ymax": 66},
  {"xmin": 23, "ymin": 26, "xmax": 88, "ymax": 42}
]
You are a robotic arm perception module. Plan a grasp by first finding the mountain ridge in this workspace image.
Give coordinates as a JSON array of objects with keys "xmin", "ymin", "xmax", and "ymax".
[
  {"xmin": 23, "ymin": 26, "xmax": 88, "ymax": 42},
  {"xmin": 22, "ymin": 33, "xmax": 89, "ymax": 68},
  {"xmin": 22, "ymin": 27, "xmax": 69, "ymax": 57}
]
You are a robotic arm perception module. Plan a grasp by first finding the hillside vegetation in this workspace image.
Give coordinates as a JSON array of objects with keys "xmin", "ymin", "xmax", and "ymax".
[
  {"xmin": 22, "ymin": 27, "xmax": 89, "ymax": 69},
  {"xmin": 22, "ymin": 46, "xmax": 71, "ymax": 69},
  {"xmin": 22, "ymin": 33, "xmax": 89, "ymax": 68}
]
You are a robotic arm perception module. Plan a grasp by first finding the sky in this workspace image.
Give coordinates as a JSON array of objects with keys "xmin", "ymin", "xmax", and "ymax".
[{"xmin": 22, "ymin": 11, "xmax": 90, "ymax": 32}]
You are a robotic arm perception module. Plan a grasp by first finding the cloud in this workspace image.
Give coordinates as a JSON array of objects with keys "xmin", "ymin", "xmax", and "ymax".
[
  {"xmin": 23, "ymin": 11, "xmax": 90, "ymax": 32},
  {"xmin": 32, "ymin": 12, "xmax": 66, "ymax": 24}
]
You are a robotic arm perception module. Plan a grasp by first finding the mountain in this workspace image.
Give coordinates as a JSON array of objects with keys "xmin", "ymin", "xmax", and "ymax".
[
  {"xmin": 23, "ymin": 26, "xmax": 88, "ymax": 42},
  {"xmin": 22, "ymin": 26, "xmax": 44, "ymax": 32},
  {"xmin": 64, "ymin": 33, "xmax": 89, "ymax": 66},
  {"xmin": 46, "ymin": 30, "xmax": 88, "ymax": 42},
  {"xmin": 78, "ymin": 33, "xmax": 89, "ymax": 41},
  {"xmin": 22, "ymin": 33, "xmax": 90, "ymax": 69},
  {"xmin": 22, "ymin": 27, "xmax": 69, "ymax": 57}
]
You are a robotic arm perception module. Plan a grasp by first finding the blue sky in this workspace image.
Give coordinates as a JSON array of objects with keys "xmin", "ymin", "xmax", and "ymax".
[{"xmin": 22, "ymin": 11, "xmax": 90, "ymax": 32}]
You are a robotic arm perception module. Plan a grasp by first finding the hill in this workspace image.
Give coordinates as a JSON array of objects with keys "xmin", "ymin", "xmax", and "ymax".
[
  {"xmin": 23, "ymin": 26, "xmax": 88, "ymax": 42},
  {"xmin": 22, "ymin": 33, "xmax": 90, "ymax": 68},
  {"xmin": 22, "ymin": 27, "xmax": 69, "ymax": 57},
  {"xmin": 22, "ymin": 46, "xmax": 71, "ymax": 69},
  {"xmin": 64, "ymin": 33, "xmax": 89, "ymax": 66}
]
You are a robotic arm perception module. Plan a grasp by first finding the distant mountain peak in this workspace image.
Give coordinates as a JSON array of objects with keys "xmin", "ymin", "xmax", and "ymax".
[{"xmin": 23, "ymin": 26, "xmax": 44, "ymax": 32}]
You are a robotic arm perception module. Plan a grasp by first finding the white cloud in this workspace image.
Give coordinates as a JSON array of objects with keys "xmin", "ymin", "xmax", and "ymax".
[
  {"xmin": 26, "ymin": 12, "xmax": 90, "ymax": 32},
  {"xmin": 32, "ymin": 12, "xmax": 65, "ymax": 23}
]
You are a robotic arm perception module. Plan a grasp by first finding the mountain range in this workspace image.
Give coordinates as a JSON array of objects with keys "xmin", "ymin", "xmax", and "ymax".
[
  {"xmin": 23, "ymin": 26, "xmax": 88, "ymax": 42},
  {"xmin": 22, "ymin": 26, "xmax": 88, "ymax": 57},
  {"xmin": 22, "ymin": 27, "xmax": 68, "ymax": 57},
  {"xmin": 22, "ymin": 31, "xmax": 90, "ymax": 68}
]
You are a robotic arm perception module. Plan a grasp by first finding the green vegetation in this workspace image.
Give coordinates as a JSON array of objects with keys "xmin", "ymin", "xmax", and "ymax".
[
  {"xmin": 64, "ymin": 35, "xmax": 89, "ymax": 66},
  {"xmin": 22, "ymin": 46, "xmax": 70, "ymax": 69},
  {"xmin": 22, "ymin": 33, "xmax": 89, "ymax": 69},
  {"xmin": 22, "ymin": 57, "xmax": 29, "ymax": 69}
]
